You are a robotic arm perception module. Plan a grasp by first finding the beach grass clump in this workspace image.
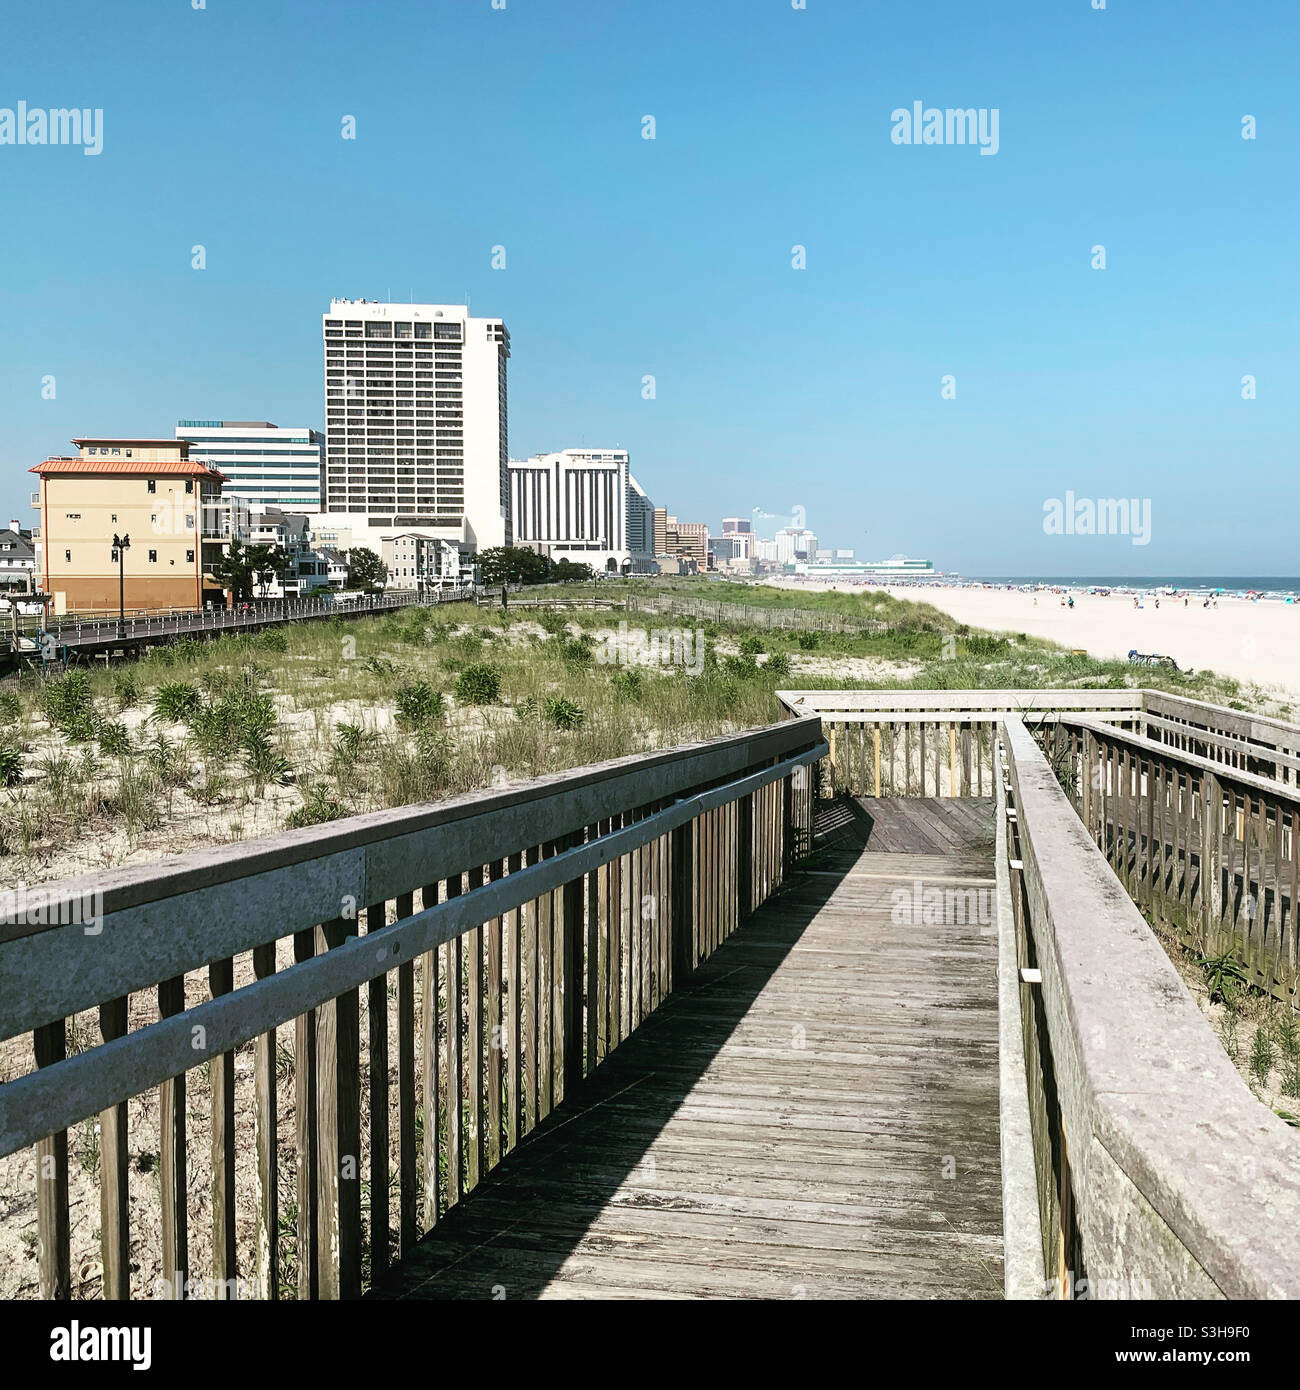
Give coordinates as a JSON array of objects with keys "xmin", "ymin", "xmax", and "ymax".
[
  {"xmin": 394, "ymin": 681, "xmax": 445, "ymax": 729},
  {"xmin": 455, "ymin": 664, "xmax": 501, "ymax": 706}
]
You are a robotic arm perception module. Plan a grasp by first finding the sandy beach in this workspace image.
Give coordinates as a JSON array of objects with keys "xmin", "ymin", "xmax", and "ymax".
[{"xmin": 766, "ymin": 580, "xmax": 1300, "ymax": 703}]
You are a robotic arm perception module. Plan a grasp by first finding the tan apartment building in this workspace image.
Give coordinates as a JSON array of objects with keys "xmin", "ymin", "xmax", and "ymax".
[
  {"xmin": 32, "ymin": 439, "xmax": 230, "ymax": 613},
  {"xmin": 652, "ymin": 508, "xmax": 710, "ymax": 568}
]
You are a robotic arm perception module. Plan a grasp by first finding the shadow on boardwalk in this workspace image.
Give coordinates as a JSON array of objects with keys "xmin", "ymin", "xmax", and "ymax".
[{"xmin": 372, "ymin": 796, "xmax": 1003, "ymax": 1301}]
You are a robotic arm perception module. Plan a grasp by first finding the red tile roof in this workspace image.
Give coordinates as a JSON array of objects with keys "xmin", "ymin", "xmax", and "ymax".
[{"xmin": 31, "ymin": 457, "xmax": 227, "ymax": 481}]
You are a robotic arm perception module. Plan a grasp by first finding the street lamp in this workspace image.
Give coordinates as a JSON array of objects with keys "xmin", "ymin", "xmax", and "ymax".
[{"xmin": 112, "ymin": 533, "xmax": 130, "ymax": 638}]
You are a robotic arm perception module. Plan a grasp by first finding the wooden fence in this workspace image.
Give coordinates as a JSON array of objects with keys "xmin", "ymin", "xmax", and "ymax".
[
  {"xmin": 1050, "ymin": 716, "xmax": 1300, "ymax": 1006},
  {"xmin": 0, "ymin": 718, "xmax": 823, "ymax": 1300}
]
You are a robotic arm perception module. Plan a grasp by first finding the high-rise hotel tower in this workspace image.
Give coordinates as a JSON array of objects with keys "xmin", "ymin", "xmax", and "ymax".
[{"xmin": 321, "ymin": 300, "xmax": 511, "ymax": 548}]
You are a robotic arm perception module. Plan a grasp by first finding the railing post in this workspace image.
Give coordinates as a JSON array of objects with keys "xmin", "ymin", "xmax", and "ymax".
[
  {"xmin": 671, "ymin": 819, "xmax": 696, "ymax": 981},
  {"xmin": 737, "ymin": 790, "xmax": 754, "ymax": 918},
  {"xmin": 314, "ymin": 915, "xmax": 362, "ymax": 1299},
  {"xmin": 563, "ymin": 832, "xmax": 586, "ymax": 1096}
]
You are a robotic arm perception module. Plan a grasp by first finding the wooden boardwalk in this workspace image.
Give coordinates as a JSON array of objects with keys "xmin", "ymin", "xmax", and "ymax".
[{"xmin": 374, "ymin": 797, "xmax": 1003, "ymax": 1300}]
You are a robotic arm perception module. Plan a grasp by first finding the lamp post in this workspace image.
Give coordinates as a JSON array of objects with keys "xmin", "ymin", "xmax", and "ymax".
[{"xmin": 112, "ymin": 533, "xmax": 130, "ymax": 638}]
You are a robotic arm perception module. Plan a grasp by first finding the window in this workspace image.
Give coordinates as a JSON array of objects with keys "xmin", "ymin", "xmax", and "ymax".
[
  {"xmin": 186, "ymin": 549, "xmax": 194, "ymax": 563},
  {"xmin": 148, "ymin": 549, "xmax": 157, "ymax": 563},
  {"xmin": 110, "ymin": 549, "xmax": 118, "ymax": 563},
  {"xmin": 185, "ymin": 515, "xmax": 195, "ymax": 530},
  {"xmin": 111, "ymin": 514, "xmax": 117, "ymax": 523},
  {"xmin": 185, "ymin": 479, "xmax": 194, "ymax": 494},
  {"xmin": 147, "ymin": 480, "xmax": 156, "ymax": 494},
  {"xmin": 112, "ymin": 448, "xmax": 120, "ymax": 456},
  {"xmin": 64, "ymin": 550, "xmax": 71, "ymax": 562},
  {"xmin": 125, "ymin": 449, "xmax": 132, "ymax": 458}
]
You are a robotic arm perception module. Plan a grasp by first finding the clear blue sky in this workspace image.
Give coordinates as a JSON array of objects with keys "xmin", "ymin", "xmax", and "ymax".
[{"xmin": 2, "ymin": 0, "xmax": 1295, "ymax": 575}]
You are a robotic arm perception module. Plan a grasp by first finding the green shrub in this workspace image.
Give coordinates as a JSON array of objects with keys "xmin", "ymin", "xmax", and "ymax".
[
  {"xmin": 514, "ymin": 697, "xmax": 540, "ymax": 722},
  {"xmin": 611, "ymin": 668, "xmax": 643, "ymax": 700},
  {"xmin": 172, "ymin": 637, "xmax": 203, "ymax": 663},
  {"xmin": 363, "ymin": 655, "xmax": 396, "ymax": 677},
  {"xmin": 765, "ymin": 652, "xmax": 791, "ymax": 678},
  {"xmin": 0, "ymin": 743, "xmax": 23, "ymax": 787},
  {"xmin": 558, "ymin": 636, "xmax": 593, "ymax": 667},
  {"xmin": 113, "ymin": 670, "xmax": 140, "ymax": 709},
  {"xmin": 723, "ymin": 653, "xmax": 759, "ymax": 678},
  {"xmin": 256, "ymin": 627, "xmax": 288, "ymax": 653},
  {"xmin": 537, "ymin": 610, "xmax": 567, "ymax": 635},
  {"xmin": 332, "ymin": 722, "xmax": 378, "ymax": 760},
  {"xmin": 738, "ymin": 634, "xmax": 765, "ymax": 657},
  {"xmin": 286, "ymin": 783, "xmax": 347, "ymax": 829},
  {"xmin": 455, "ymin": 663, "xmax": 501, "ymax": 705},
  {"xmin": 543, "ymin": 696, "xmax": 585, "ymax": 730},
  {"xmin": 796, "ymin": 630, "xmax": 819, "ymax": 651},
  {"xmin": 40, "ymin": 670, "xmax": 93, "ymax": 729},
  {"xmin": 152, "ymin": 681, "xmax": 202, "ymax": 723},
  {"xmin": 98, "ymin": 722, "xmax": 132, "ymax": 757},
  {"xmin": 0, "ymin": 691, "xmax": 21, "ymax": 723},
  {"xmin": 394, "ymin": 681, "xmax": 445, "ymax": 729}
]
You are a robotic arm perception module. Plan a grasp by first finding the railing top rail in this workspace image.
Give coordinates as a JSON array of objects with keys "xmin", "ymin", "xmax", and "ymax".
[
  {"xmin": 1142, "ymin": 688, "xmax": 1300, "ymax": 748},
  {"xmin": 0, "ymin": 716, "xmax": 824, "ymax": 1044},
  {"xmin": 777, "ymin": 688, "xmax": 1146, "ymax": 714},
  {"xmin": 1001, "ymin": 716, "xmax": 1300, "ymax": 1299}
]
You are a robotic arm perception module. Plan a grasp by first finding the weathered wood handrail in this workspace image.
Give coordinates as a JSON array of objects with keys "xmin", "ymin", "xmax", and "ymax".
[
  {"xmin": 1000, "ymin": 716, "xmax": 1300, "ymax": 1298},
  {"xmin": 0, "ymin": 717, "xmax": 824, "ymax": 1300}
]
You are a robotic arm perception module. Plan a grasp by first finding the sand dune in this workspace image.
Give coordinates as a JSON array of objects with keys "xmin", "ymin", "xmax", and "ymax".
[{"xmin": 768, "ymin": 579, "xmax": 1300, "ymax": 701}]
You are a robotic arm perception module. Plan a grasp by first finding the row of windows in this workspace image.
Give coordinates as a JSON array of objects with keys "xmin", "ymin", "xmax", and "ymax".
[{"xmin": 76, "ymin": 547, "xmax": 197, "ymax": 563}]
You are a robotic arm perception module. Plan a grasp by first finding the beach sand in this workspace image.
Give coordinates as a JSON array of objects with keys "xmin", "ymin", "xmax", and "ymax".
[{"xmin": 765, "ymin": 579, "xmax": 1300, "ymax": 702}]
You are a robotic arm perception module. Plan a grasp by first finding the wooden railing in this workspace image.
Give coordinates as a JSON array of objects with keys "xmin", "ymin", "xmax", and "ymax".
[
  {"xmin": 0, "ymin": 718, "xmax": 824, "ymax": 1300},
  {"xmin": 1141, "ymin": 690, "xmax": 1300, "ymax": 789},
  {"xmin": 1048, "ymin": 716, "xmax": 1300, "ymax": 1006},
  {"xmin": 777, "ymin": 689, "xmax": 1145, "ymax": 798},
  {"xmin": 1000, "ymin": 716, "xmax": 1300, "ymax": 1298}
]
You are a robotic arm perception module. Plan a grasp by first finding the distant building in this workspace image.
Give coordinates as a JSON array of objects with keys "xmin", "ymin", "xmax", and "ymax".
[
  {"xmin": 31, "ymin": 438, "xmax": 229, "ymax": 612},
  {"xmin": 175, "ymin": 420, "xmax": 324, "ymax": 511},
  {"xmin": 625, "ymin": 474, "xmax": 656, "ymax": 558},
  {"xmin": 321, "ymin": 299, "xmax": 511, "ymax": 550},
  {"xmin": 795, "ymin": 555, "xmax": 938, "ymax": 579},
  {"xmin": 652, "ymin": 509, "xmax": 709, "ymax": 568},
  {"xmin": 382, "ymin": 532, "xmax": 467, "ymax": 590},
  {"xmin": 720, "ymin": 517, "xmax": 751, "ymax": 534},
  {"xmin": 509, "ymin": 448, "xmax": 638, "ymax": 573},
  {"xmin": 0, "ymin": 520, "xmax": 37, "ymax": 591}
]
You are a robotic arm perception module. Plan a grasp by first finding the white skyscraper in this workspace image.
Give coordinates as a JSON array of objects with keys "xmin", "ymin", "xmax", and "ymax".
[
  {"xmin": 508, "ymin": 449, "xmax": 657, "ymax": 572},
  {"xmin": 321, "ymin": 299, "xmax": 511, "ymax": 549}
]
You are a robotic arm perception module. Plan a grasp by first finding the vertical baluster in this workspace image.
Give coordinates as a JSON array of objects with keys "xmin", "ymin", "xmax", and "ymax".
[
  {"xmin": 158, "ymin": 976, "xmax": 190, "ymax": 1300},
  {"xmin": 33, "ymin": 1020, "xmax": 71, "ymax": 1300},
  {"xmin": 445, "ymin": 874, "xmax": 463, "ymax": 1207},
  {"xmin": 98, "ymin": 997, "xmax": 130, "ymax": 1300},
  {"xmin": 365, "ymin": 902, "xmax": 389, "ymax": 1283},
  {"xmin": 209, "ymin": 957, "xmax": 237, "ymax": 1297},
  {"xmin": 291, "ymin": 932, "xmax": 318, "ymax": 1299},
  {"xmin": 315, "ymin": 917, "xmax": 361, "ymax": 1299},
  {"xmin": 465, "ymin": 864, "xmax": 484, "ymax": 1190},
  {"xmin": 395, "ymin": 891, "xmax": 417, "ymax": 1253},
  {"xmin": 252, "ymin": 942, "xmax": 278, "ymax": 1300},
  {"xmin": 487, "ymin": 859, "xmax": 504, "ymax": 1173},
  {"xmin": 506, "ymin": 852, "xmax": 523, "ymax": 1152}
]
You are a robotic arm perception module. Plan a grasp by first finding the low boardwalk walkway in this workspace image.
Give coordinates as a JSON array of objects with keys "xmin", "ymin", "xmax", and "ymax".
[{"xmin": 375, "ymin": 797, "xmax": 1003, "ymax": 1300}]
